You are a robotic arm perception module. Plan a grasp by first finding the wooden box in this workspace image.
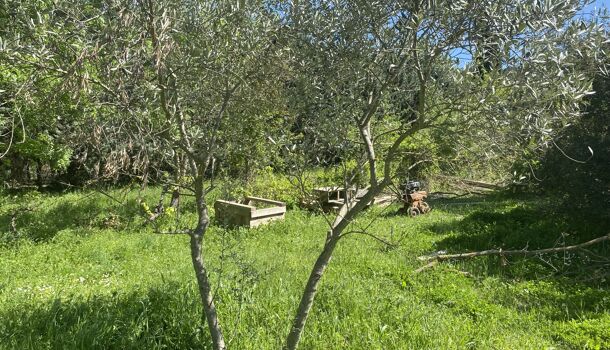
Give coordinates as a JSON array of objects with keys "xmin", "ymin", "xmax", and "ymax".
[
  {"xmin": 312, "ymin": 187, "xmax": 354, "ymax": 211},
  {"xmin": 214, "ymin": 196, "xmax": 286, "ymax": 228},
  {"xmin": 313, "ymin": 187, "xmax": 394, "ymax": 211}
]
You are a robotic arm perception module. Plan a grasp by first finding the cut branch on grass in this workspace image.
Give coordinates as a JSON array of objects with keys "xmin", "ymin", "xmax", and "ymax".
[
  {"xmin": 8, "ymin": 206, "xmax": 36, "ymax": 236},
  {"xmin": 95, "ymin": 188, "xmax": 126, "ymax": 206},
  {"xmin": 433, "ymin": 175, "xmax": 503, "ymax": 191},
  {"xmin": 157, "ymin": 229, "xmax": 192, "ymax": 235},
  {"xmin": 417, "ymin": 234, "xmax": 610, "ymax": 263},
  {"xmin": 341, "ymin": 229, "xmax": 398, "ymax": 248}
]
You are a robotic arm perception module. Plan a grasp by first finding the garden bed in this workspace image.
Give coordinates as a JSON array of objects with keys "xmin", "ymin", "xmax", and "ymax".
[{"xmin": 214, "ymin": 196, "xmax": 286, "ymax": 227}]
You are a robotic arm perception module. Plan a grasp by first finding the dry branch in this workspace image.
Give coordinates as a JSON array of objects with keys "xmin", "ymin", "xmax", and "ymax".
[
  {"xmin": 433, "ymin": 175, "xmax": 503, "ymax": 190},
  {"xmin": 413, "ymin": 260, "xmax": 438, "ymax": 273},
  {"xmin": 418, "ymin": 234, "xmax": 610, "ymax": 262}
]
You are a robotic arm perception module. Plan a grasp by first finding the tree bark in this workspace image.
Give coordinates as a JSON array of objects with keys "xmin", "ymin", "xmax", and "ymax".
[
  {"xmin": 190, "ymin": 233, "xmax": 226, "ymax": 350},
  {"xmin": 10, "ymin": 154, "xmax": 27, "ymax": 185},
  {"xmin": 36, "ymin": 161, "xmax": 44, "ymax": 188},
  {"xmin": 190, "ymin": 172, "xmax": 226, "ymax": 350},
  {"xmin": 285, "ymin": 237, "xmax": 339, "ymax": 350},
  {"xmin": 358, "ymin": 122, "xmax": 377, "ymax": 186},
  {"xmin": 284, "ymin": 186, "xmax": 383, "ymax": 350},
  {"xmin": 170, "ymin": 151, "xmax": 183, "ymax": 208}
]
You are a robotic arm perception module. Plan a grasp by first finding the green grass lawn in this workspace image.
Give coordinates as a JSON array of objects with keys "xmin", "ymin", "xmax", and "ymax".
[{"xmin": 0, "ymin": 187, "xmax": 608, "ymax": 349}]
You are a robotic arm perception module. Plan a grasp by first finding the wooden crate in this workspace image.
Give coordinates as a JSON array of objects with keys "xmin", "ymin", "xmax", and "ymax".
[
  {"xmin": 214, "ymin": 196, "xmax": 286, "ymax": 228},
  {"xmin": 312, "ymin": 187, "xmax": 354, "ymax": 211},
  {"xmin": 312, "ymin": 187, "xmax": 353, "ymax": 202},
  {"xmin": 313, "ymin": 187, "xmax": 394, "ymax": 211}
]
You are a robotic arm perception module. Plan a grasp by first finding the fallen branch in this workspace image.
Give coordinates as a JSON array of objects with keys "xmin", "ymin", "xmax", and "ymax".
[
  {"xmin": 157, "ymin": 229, "xmax": 192, "ymax": 235},
  {"xmin": 342, "ymin": 229, "xmax": 398, "ymax": 248},
  {"xmin": 418, "ymin": 234, "xmax": 610, "ymax": 262},
  {"xmin": 413, "ymin": 261, "xmax": 473, "ymax": 277},
  {"xmin": 429, "ymin": 191, "xmax": 471, "ymax": 199},
  {"xmin": 8, "ymin": 206, "xmax": 36, "ymax": 236},
  {"xmin": 434, "ymin": 175, "xmax": 503, "ymax": 190},
  {"xmin": 413, "ymin": 260, "xmax": 437, "ymax": 273}
]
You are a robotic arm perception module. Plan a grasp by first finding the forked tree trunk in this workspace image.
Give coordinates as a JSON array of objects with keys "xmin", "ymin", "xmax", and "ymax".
[
  {"xmin": 285, "ymin": 186, "xmax": 383, "ymax": 350},
  {"xmin": 190, "ymin": 173, "xmax": 226, "ymax": 350},
  {"xmin": 284, "ymin": 113, "xmax": 418, "ymax": 349}
]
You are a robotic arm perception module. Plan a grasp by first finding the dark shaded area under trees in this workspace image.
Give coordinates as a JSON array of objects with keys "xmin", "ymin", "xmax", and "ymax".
[{"xmin": 537, "ymin": 73, "xmax": 610, "ymax": 214}]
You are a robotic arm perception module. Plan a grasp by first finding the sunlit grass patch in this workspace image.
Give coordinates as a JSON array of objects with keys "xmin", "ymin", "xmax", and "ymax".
[{"xmin": 0, "ymin": 188, "xmax": 607, "ymax": 349}]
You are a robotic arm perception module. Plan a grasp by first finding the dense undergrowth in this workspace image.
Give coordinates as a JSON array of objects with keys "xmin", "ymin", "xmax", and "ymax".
[{"xmin": 0, "ymin": 183, "xmax": 608, "ymax": 349}]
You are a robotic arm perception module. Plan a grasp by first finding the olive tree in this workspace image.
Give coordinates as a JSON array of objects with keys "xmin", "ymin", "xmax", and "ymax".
[
  {"xmin": 121, "ymin": 2, "xmax": 283, "ymax": 348},
  {"xmin": 3, "ymin": 1, "xmax": 283, "ymax": 348},
  {"xmin": 281, "ymin": 0, "xmax": 606, "ymax": 348}
]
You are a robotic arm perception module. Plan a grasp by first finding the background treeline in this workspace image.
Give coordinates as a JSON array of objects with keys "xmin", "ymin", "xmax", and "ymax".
[{"xmin": 0, "ymin": 1, "xmax": 607, "ymax": 203}]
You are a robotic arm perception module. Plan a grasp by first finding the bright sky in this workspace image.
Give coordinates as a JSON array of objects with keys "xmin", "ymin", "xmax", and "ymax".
[
  {"xmin": 579, "ymin": 0, "xmax": 610, "ymax": 19},
  {"xmin": 452, "ymin": 0, "xmax": 609, "ymax": 67},
  {"xmin": 583, "ymin": 0, "xmax": 610, "ymax": 12}
]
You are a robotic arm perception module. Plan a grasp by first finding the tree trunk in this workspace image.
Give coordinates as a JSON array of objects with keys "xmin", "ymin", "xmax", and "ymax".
[
  {"xmin": 285, "ymin": 237, "xmax": 339, "ymax": 350},
  {"xmin": 190, "ymin": 173, "xmax": 226, "ymax": 350},
  {"xmin": 190, "ymin": 232, "xmax": 226, "ymax": 350},
  {"xmin": 285, "ymin": 185, "xmax": 383, "ymax": 350},
  {"xmin": 36, "ymin": 161, "xmax": 44, "ymax": 188},
  {"xmin": 170, "ymin": 188, "xmax": 180, "ymax": 208},
  {"xmin": 171, "ymin": 151, "xmax": 183, "ymax": 208},
  {"xmin": 10, "ymin": 154, "xmax": 27, "ymax": 185}
]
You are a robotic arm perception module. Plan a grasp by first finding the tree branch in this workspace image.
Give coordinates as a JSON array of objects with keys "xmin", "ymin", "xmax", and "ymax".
[{"xmin": 418, "ymin": 234, "xmax": 610, "ymax": 262}]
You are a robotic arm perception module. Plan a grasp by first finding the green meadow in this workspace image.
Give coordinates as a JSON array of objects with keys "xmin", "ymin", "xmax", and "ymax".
[{"xmin": 0, "ymin": 187, "xmax": 608, "ymax": 349}]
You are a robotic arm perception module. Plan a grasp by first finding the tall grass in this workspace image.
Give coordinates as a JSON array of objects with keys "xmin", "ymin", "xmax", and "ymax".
[{"xmin": 0, "ymin": 185, "xmax": 608, "ymax": 349}]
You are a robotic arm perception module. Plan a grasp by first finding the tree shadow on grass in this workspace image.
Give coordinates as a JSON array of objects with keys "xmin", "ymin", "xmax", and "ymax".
[
  {"xmin": 0, "ymin": 282, "xmax": 210, "ymax": 349},
  {"xmin": 380, "ymin": 193, "xmax": 511, "ymax": 219},
  {"xmin": 0, "ymin": 194, "xmax": 152, "ymax": 243},
  {"xmin": 0, "ymin": 199, "xmax": 103, "ymax": 242},
  {"xmin": 425, "ymin": 203, "xmax": 610, "ymax": 287},
  {"xmin": 432, "ymin": 205, "xmax": 609, "ymax": 253},
  {"xmin": 420, "ymin": 203, "xmax": 610, "ymax": 333},
  {"xmin": 426, "ymin": 193, "xmax": 512, "ymax": 216}
]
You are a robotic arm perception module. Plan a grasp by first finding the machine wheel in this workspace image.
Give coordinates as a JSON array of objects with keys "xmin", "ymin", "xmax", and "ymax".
[
  {"xmin": 420, "ymin": 202, "xmax": 430, "ymax": 214},
  {"xmin": 407, "ymin": 207, "xmax": 420, "ymax": 217}
]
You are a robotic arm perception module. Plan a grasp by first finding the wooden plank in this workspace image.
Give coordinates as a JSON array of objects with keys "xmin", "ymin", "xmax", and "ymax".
[
  {"xmin": 249, "ymin": 213, "xmax": 285, "ymax": 228},
  {"xmin": 245, "ymin": 196, "xmax": 286, "ymax": 207},
  {"xmin": 313, "ymin": 187, "xmax": 356, "ymax": 203},
  {"xmin": 214, "ymin": 198, "xmax": 286, "ymax": 227},
  {"xmin": 372, "ymin": 195, "xmax": 393, "ymax": 206},
  {"xmin": 314, "ymin": 186, "xmax": 346, "ymax": 192},
  {"xmin": 252, "ymin": 206, "xmax": 286, "ymax": 218},
  {"xmin": 215, "ymin": 200, "xmax": 255, "ymax": 211},
  {"xmin": 312, "ymin": 189, "xmax": 331, "ymax": 202},
  {"xmin": 459, "ymin": 179, "xmax": 501, "ymax": 190},
  {"xmin": 214, "ymin": 200, "xmax": 254, "ymax": 227}
]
